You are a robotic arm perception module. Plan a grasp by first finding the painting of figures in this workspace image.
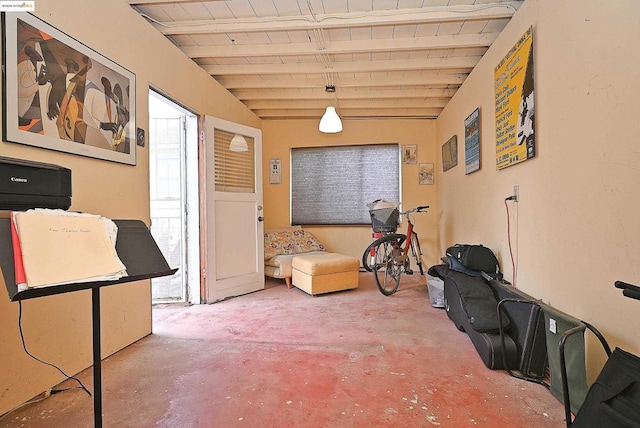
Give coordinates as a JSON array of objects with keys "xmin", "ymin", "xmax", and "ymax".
[{"xmin": 3, "ymin": 13, "xmax": 136, "ymax": 165}]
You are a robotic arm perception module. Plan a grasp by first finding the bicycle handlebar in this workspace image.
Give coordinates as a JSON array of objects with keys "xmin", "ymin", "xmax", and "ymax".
[
  {"xmin": 623, "ymin": 289, "xmax": 640, "ymax": 301},
  {"xmin": 615, "ymin": 280, "xmax": 640, "ymax": 301},
  {"xmin": 401, "ymin": 205, "xmax": 429, "ymax": 215},
  {"xmin": 615, "ymin": 280, "xmax": 640, "ymax": 292}
]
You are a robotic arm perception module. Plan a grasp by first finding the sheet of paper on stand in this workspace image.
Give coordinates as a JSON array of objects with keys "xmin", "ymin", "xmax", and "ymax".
[{"xmin": 11, "ymin": 209, "xmax": 127, "ymax": 290}]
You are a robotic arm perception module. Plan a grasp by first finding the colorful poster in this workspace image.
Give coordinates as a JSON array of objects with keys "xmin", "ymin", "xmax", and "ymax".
[
  {"xmin": 494, "ymin": 26, "xmax": 535, "ymax": 170},
  {"xmin": 464, "ymin": 107, "xmax": 481, "ymax": 174}
]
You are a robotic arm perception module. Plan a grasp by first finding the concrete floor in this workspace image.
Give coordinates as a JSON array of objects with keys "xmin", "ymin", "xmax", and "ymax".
[{"xmin": 0, "ymin": 273, "xmax": 567, "ymax": 427}]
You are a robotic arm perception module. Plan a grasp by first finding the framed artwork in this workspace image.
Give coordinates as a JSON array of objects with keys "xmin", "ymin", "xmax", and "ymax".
[
  {"xmin": 2, "ymin": 12, "xmax": 137, "ymax": 165},
  {"xmin": 442, "ymin": 135, "xmax": 458, "ymax": 172},
  {"xmin": 464, "ymin": 107, "xmax": 481, "ymax": 174},
  {"xmin": 269, "ymin": 157, "xmax": 282, "ymax": 184},
  {"xmin": 402, "ymin": 144, "xmax": 417, "ymax": 164},
  {"xmin": 418, "ymin": 163, "xmax": 434, "ymax": 185}
]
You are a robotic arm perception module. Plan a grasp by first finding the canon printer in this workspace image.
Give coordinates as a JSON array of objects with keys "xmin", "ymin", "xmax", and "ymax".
[{"xmin": 0, "ymin": 156, "xmax": 71, "ymax": 211}]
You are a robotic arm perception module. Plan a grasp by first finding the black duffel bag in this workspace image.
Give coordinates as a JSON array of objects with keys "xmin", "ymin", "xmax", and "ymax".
[
  {"xmin": 572, "ymin": 347, "xmax": 640, "ymax": 427},
  {"xmin": 446, "ymin": 244, "xmax": 500, "ymax": 274}
]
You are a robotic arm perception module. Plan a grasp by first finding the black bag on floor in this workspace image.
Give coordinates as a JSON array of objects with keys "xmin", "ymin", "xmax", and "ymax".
[
  {"xmin": 446, "ymin": 244, "xmax": 499, "ymax": 274},
  {"xmin": 572, "ymin": 347, "xmax": 640, "ymax": 427}
]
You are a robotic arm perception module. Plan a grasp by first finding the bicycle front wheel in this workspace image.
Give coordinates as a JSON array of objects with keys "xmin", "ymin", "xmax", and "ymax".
[
  {"xmin": 372, "ymin": 235, "xmax": 406, "ymax": 296},
  {"xmin": 361, "ymin": 241, "xmax": 377, "ymax": 272},
  {"xmin": 410, "ymin": 232, "xmax": 425, "ymax": 276}
]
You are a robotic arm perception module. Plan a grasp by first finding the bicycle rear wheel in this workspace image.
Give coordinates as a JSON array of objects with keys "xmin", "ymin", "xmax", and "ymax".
[{"xmin": 372, "ymin": 235, "xmax": 405, "ymax": 295}]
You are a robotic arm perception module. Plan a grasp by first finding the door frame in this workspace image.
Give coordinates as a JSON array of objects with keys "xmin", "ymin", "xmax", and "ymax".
[{"xmin": 148, "ymin": 88, "xmax": 200, "ymax": 304}]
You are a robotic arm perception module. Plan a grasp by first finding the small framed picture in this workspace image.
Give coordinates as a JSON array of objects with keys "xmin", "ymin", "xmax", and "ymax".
[
  {"xmin": 442, "ymin": 135, "xmax": 458, "ymax": 172},
  {"xmin": 402, "ymin": 144, "xmax": 417, "ymax": 164},
  {"xmin": 419, "ymin": 163, "xmax": 435, "ymax": 185},
  {"xmin": 464, "ymin": 107, "xmax": 481, "ymax": 175},
  {"xmin": 269, "ymin": 158, "xmax": 282, "ymax": 184}
]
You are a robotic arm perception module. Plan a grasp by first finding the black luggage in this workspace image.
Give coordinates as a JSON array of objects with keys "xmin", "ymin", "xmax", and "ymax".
[
  {"xmin": 490, "ymin": 279, "xmax": 548, "ymax": 380},
  {"xmin": 441, "ymin": 268, "xmax": 519, "ymax": 369},
  {"xmin": 429, "ymin": 262, "xmax": 547, "ymax": 372},
  {"xmin": 572, "ymin": 348, "xmax": 640, "ymax": 427},
  {"xmin": 446, "ymin": 244, "xmax": 500, "ymax": 275}
]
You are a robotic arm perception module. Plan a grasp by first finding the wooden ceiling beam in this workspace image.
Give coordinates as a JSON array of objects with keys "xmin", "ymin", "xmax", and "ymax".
[
  {"xmin": 231, "ymin": 87, "xmax": 457, "ymax": 100},
  {"xmin": 254, "ymin": 107, "xmax": 443, "ymax": 119},
  {"xmin": 181, "ymin": 33, "xmax": 498, "ymax": 58},
  {"xmin": 127, "ymin": 0, "xmax": 220, "ymax": 4},
  {"xmin": 217, "ymin": 74, "xmax": 466, "ymax": 89},
  {"xmin": 203, "ymin": 56, "xmax": 480, "ymax": 75},
  {"xmin": 150, "ymin": 3, "xmax": 521, "ymax": 35},
  {"xmin": 244, "ymin": 98, "xmax": 449, "ymax": 110}
]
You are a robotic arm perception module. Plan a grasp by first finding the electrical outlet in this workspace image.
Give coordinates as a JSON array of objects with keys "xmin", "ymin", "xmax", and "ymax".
[{"xmin": 513, "ymin": 185, "xmax": 519, "ymax": 202}]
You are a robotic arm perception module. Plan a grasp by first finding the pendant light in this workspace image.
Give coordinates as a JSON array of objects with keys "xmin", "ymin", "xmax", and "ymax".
[
  {"xmin": 229, "ymin": 134, "xmax": 248, "ymax": 152},
  {"xmin": 319, "ymin": 106, "xmax": 343, "ymax": 133},
  {"xmin": 319, "ymin": 84, "xmax": 342, "ymax": 133}
]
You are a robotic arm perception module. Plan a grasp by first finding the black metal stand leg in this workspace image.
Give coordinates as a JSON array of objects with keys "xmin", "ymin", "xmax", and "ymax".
[{"xmin": 92, "ymin": 287, "xmax": 102, "ymax": 428}]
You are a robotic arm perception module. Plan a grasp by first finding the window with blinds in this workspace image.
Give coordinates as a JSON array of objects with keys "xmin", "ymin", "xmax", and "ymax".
[
  {"xmin": 291, "ymin": 144, "xmax": 401, "ymax": 225},
  {"xmin": 214, "ymin": 129, "xmax": 255, "ymax": 193}
]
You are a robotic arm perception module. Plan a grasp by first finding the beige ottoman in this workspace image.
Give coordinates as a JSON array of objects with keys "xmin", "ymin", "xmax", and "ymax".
[{"xmin": 291, "ymin": 253, "xmax": 359, "ymax": 295}]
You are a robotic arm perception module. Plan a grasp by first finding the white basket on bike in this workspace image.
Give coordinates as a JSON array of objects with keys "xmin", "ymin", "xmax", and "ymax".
[{"xmin": 367, "ymin": 200, "xmax": 399, "ymax": 233}]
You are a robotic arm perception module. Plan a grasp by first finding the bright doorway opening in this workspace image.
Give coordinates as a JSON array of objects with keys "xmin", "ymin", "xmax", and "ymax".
[{"xmin": 148, "ymin": 90, "xmax": 200, "ymax": 304}]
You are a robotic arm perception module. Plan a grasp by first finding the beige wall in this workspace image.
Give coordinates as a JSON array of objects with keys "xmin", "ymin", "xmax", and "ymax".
[
  {"xmin": 436, "ymin": 0, "xmax": 640, "ymax": 364},
  {"xmin": 0, "ymin": 0, "xmax": 260, "ymax": 414},
  {"xmin": 262, "ymin": 119, "xmax": 439, "ymax": 265}
]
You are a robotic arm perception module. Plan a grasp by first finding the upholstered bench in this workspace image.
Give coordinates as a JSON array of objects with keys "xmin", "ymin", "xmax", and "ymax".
[{"xmin": 291, "ymin": 253, "xmax": 359, "ymax": 296}]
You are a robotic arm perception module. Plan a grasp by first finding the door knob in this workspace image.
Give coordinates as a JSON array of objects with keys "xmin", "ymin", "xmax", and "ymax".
[{"xmin": 258, "ymin": 216, "xmax": 264, "ymax": 222}]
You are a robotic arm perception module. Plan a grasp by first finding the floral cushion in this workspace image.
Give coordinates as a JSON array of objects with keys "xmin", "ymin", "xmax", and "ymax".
[{"xmin": 264, "ymin": 229, "xmax": 325, "ymax": 260}]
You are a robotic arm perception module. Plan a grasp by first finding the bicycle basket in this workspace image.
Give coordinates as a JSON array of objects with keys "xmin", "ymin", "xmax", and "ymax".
[{"xmin": 367, "ymin": 200, "xmax": 399, "ymax": 233}]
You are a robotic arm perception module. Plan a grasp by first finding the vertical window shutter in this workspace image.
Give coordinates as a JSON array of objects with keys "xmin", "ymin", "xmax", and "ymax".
[
  {"xmin": 150, "ymin": 118, "xmax": 182, "ymax": 200},
  {"xmin": 291, "ymin": 144, "xmax": 401, "ymax": 225},
  {"xmin": 214, "ymin": 129, "xmax": 255, "ymax": 193}
]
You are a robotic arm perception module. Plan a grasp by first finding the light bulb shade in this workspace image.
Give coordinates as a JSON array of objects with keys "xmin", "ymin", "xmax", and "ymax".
[
  {"xmin": 229, "ymin": 134, "xmax": 249, "ymax": 152},
  {"xmin": 319, "ymin": 106, "xmax": 343, "ymax": 133}
]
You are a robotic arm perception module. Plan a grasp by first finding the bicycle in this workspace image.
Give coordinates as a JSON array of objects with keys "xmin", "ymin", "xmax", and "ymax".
[{"xmin": 362, "ymin": 202, "xmax": 429, "ymax": 295}]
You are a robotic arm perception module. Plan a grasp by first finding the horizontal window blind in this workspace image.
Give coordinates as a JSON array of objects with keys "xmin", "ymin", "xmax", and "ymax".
[
  {"xmin": 291, "ymin": 144, "xmax": 400, "ymax": 225},
  {"xmin": 214, "ymin": 129, "xmax": 255, "ymax": 193}
]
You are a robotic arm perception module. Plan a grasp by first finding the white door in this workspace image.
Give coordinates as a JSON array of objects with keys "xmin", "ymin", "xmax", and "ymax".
[{"xmin": 203, "ymin": 116, "xmax": 264, "ymax": 302}]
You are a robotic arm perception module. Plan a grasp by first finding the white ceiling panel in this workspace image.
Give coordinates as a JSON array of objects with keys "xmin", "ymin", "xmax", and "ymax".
[
  {"xmin": 225, "ymin": 0, "xmax": 257, "ymax": 18},
  {"xmin": 202, "ymin": 2, "xmax": 234, "ymax": 18},
  {"xmin": 436, "ymin": 21, "xmax": 464, "ymax": 36},
  {"xmin": 415, "ymin": 22, "xmax": 440, "ymax": 37},
  {"xmin": 179, "ymin": 2, "xmax": 213, "ymax": 19}
]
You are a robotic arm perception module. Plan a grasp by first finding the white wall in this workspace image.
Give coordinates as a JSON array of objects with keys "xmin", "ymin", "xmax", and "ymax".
[{"xmin": 436, "ymin": 0, "xmax": 640, "ymax": 365}]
